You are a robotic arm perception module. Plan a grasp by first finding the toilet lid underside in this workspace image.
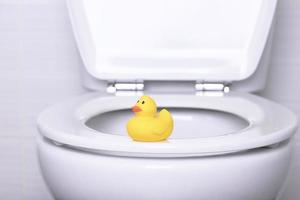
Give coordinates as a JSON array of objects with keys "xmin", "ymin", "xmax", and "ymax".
[{"xmin": 37, "ymin": 92, "xmax": 297, "ymax": 157}]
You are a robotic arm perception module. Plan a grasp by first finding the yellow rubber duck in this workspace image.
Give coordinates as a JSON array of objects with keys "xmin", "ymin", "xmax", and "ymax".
[{"xmin": 127, "ymin": 95, "xmax": 174, "ymax": 142}]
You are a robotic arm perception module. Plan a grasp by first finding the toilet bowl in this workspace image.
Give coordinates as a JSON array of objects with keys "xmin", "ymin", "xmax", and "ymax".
[
  {"xmin": 37, "ymin": 93, "xmax": 297, "ymax": 200},
  {"xmin": 37, "ymin": 0, "xmax": 298, "ymax": 199}
]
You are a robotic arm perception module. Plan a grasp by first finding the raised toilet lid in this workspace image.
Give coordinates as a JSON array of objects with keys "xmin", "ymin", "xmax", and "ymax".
[
  {"xmin": 37, "ymin": 92, "xmax": 298, "ymax": 157},
  {"xmin": 67, "ymin": 0, "xmax": 277, "ymax": 82}
]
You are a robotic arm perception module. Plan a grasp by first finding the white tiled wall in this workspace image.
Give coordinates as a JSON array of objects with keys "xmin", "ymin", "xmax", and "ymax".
[
  {"xmin": 262, "ymin": 0, "xmax": 300, "ymax": 199},
  {"xmin": 0, "ymin": 0, "xmax": 299, "ymax": 199},
  {"xmin": 0, "ymin": 0, "xmax": 85, "ymax": 199}
]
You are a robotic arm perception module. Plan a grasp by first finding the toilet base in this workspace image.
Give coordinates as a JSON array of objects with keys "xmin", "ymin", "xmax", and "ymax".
[{"xmin": 37, "ymin": 136, "xmax": 292, "ymax": 200}]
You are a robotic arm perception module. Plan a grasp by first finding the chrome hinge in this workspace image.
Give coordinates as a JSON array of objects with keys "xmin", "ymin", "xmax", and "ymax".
[
  {"xmin": 195, "ymin": 82, "xmax": 230, "ymax": 96},
  {"xmin": 107, "ymin": 82, "xmax": 144, "ymax": 95}
]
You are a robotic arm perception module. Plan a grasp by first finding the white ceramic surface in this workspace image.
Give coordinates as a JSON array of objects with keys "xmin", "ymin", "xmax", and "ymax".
[{"xmin": 37, "ymin": 135, "xmax": 292, "ymax": 200}]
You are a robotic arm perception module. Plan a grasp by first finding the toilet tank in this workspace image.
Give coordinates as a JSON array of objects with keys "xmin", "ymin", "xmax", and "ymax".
[{"xmin": 66, "ymin": 0, "xmax": 278, "ymax": 93}]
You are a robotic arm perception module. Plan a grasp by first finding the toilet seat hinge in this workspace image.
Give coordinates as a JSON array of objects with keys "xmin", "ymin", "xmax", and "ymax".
[
  {"xmin": 107, "ymin": 81, "xmax": 144, "ymax": 96},
  {"xmin": 195, "ymin": 82, "xmax": 231, "ymax": 96}
]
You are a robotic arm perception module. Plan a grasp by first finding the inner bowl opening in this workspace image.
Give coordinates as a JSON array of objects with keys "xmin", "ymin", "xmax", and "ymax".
[{"xmin": 85, "ymin": 108, "xmax": 249, "ymax": 139}]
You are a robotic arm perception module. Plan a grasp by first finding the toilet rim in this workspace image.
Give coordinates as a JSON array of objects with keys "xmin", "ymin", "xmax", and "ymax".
[{"xmin": 37, "ymin": 92, "xmax": 298, "ymax": 158}]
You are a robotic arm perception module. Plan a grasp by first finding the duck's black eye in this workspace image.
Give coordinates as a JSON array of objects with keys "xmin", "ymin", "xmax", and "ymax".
[{"xmin": 142, "ymin": 101, "xmax": 145, "ymax": 104}]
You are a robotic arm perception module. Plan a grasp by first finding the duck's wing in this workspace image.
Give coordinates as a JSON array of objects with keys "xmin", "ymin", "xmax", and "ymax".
[
  {"xmin": 152, "ymin": 109, "xmax": 173, "ymax": 135},
  {"xmin": 158, "ymin": 109, "xmax": 173, "ymax": 123}
]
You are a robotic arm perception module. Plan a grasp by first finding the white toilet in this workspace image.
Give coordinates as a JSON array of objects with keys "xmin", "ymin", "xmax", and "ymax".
[{"xmin": 37, "ymin": 0, "xmax": 298, "ymax": 200}]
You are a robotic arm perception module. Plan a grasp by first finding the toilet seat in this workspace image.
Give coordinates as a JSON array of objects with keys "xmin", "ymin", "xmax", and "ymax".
[{"xmin": 37, "ymin": 92, "xmax": 297, "ymax": 158}]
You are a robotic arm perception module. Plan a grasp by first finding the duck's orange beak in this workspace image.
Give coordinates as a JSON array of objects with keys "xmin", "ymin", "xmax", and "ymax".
[{"xmin": 132, "ymin": 106, "xmax": 142, "ymax": 113}]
